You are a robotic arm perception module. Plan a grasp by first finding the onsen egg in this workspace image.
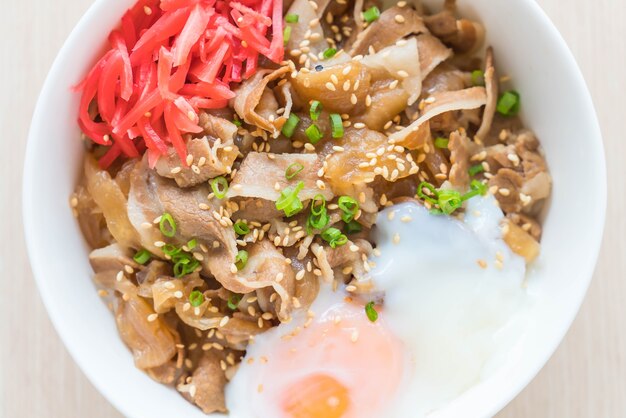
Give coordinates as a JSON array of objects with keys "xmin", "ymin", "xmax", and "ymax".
[
  {"xmin": 225, "ymin": 288, "xmax": 409, "ymax": 418},
  {"xmin": 226, "ymin": 196, "xmax": 530, "ymax": 418}
]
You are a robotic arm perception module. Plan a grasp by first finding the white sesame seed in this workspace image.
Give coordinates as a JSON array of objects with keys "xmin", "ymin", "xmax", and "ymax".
[{"xmin": 147, "ymin": 313, "xmax": 158, "ymax": 322}]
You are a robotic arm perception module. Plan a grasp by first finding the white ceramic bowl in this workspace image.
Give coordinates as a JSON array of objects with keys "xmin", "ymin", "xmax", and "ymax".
[{"xmin": 23, "ymin": 0, "xmax": 606, "ymax": 417}]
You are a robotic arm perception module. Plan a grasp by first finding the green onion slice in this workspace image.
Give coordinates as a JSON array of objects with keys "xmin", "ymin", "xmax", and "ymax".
[
  {"xmin": 275, "ymin": 181, "xmax": 305, "ymax": 217},
  {"xmin": 344, "ymin": 220, "xmax": 362, "ymax": 234},
  {"xmin": 329, "ymin": 113, "xmax": 344, "ymax": 138},
  {"xmin": 437, "ymin": 189, "xmax": 463, "ymax": 215},
  {"xmin": 282, "ymin": 113, "xmax": 300, "ymax": 138},
  {"xmin": 307, "ymin": 194, "xmax": 329, "ymax": 233},
  {"xmin": 471, "ymin": 70, "xmax": 485, "ymax": 86},
  {"xmin": 305, "ymin": 123, "xmax": 323, "ymax": 144},
  {"xmin": 310, "ymin": 194, "xmax": 326, "ymax": 216},
  {"xmin": 310, "ymin": 100, "xmax": 322, "ymax": 121},
  {"xmin": 321, "ymin": 227, "xmax": 348, "ymax": 248},
  {"xmin": 285, "ymin": 162, "xmax": 305, "ymax": 179},
  {"xmin": 363, "ymin": 6, "xmax": 380, "ymax": 23},
  {"xmin": 434, "ymin": 137, "xmax": 449, "ymax": 149},
  {"xmin": 285, "ymin": 13, "xmax": 299, "ymax": 23},
  {"xmin": 186, "ymin": 239, "xmax": 197, "ymax": 250},
  {"xmin": 462, "ymin": 179, "xmax": 488, "ymax": 201},
  {"xmin": 227, "ymin": 293, "xmax": 242, "ymax": 310},
  {"xmin": 283, "ymin": 26, "xmax": 292, "ymax": 45},
  {"xmin": 189, "ymin": 290, "xmax": 205, "ymax": 307},
  {"xmin": 323, "ymin": 47, "xmax": 337, "ymax": 59},
  {"xmin": 173, "ymin": 259, "xmax": 200, "ymax": 277},
  {"xmin": 365, "ymin": 301, "xmax": 378, "ymax": 322},
  {"xmin": 133, "ymin": 249, "xmax": 152, "ymax": 265},
  {"xmin": 210, "ymin": 176, "xmax": 229, "ymax": 199},
  {"xmin": 234, "ymin": 221, "xmax": 250, "ymax": 236},
  {"xmin": 417, "ymin": 181, "xmax": 438, "ymax": 205},
  {"xmin": 159, "ymin": 213, "xmax": 177, "ymax": 237},
  {"xmin": 468, "ymin": 164, "xmax": 485, "ymax": 176},
  {"xmin": 233, "ymin": 115, "xmax": 242, "ymax": 127},
  {"xmin": 235, "ymin": 250, "xmax": 249, "ymax": 270},
  {"xmin": 321, "ymin": 227, "xmax": 342, "ymax": 243},
  {"xmin": 497, "ymin": 90, "xmax": 521, "ymax": 116},
  {"xmin": 330, "ymin": 234, "xmax": 348, "ymax": 248},
  {"xmin": 338, "ymin": 195, "xmax": 359, "ymax": 223}
]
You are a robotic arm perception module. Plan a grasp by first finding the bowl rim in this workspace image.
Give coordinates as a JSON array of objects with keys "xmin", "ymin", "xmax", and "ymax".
[{"xmin": 22, "ymin": 0, "xmax": 607, "ymax": 417}]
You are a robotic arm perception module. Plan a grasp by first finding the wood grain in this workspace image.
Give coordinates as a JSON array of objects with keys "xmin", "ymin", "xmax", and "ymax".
[{"xmin": 1, "ymin": 1, "xmax": 624, "ymax": 417}]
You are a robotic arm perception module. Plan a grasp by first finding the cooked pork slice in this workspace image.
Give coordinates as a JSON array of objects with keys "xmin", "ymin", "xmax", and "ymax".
[
  {"xmin": 232, "ymin": 66, "xmax": 291, "ymax": 134},
  {"xmin": 115, "ymin": 294, "xmax": 178, "ymax": 370},
  {"xmin": 349, "ymin": 6, "xmax": 427, "ymax": 56},
  {"xmin": 179, "ymin": 352, "xmax": 227, "ymax": 414},
  {"xmin": 448, "ymin": 130, "xmax": 481, "ymax": 190},
  {"xmin": 155, "ymin": 114, "xmax": 239, "ymax": 187},
  {"xmin": 389, "ymin": 87, "xmax": 487, "ymax": 146},
  {"xmin": 417, "ymin": 33, "xmax": 454, "ymax": 78},
  {"xmin": 232, "ymin": 197, "xmax": 284, "ymax": 223},
  {"xmin": 284, "ymin": 0, "xmax": 329, "ymax": 58},
  {"xmin": 85, "ymin": 155, "xmax": 138, "ymax": 249},
  {"xmin": 128, "ymin": 157, "xmax": 236, "ymax": 257},
  {"xmin": 205, "ymin": 240, "xmax": 295, "ymax": 321},
  {"xmin": 227, "ymin": 152, "xmax": 333, "ymax": 202},
  {"xmin": 424, "ymin": 9, "xmax": 484, "ymax": 54},
  {"xmin": 89, "ymin": 242, "xmax": 139, "ymax": 273},
  {"xmin": 476, "ymin": 48, "xmax": 498, "ymax": 140}
]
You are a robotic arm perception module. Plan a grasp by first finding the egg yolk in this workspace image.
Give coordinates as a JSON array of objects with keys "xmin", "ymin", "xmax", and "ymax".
[
  {"xmin": 243, "ymin": 299, "xmax": 407, "ymax": 418},
  {"xmin": 281, "ymin": 374, "xmax": 350, "ymax": 418}
]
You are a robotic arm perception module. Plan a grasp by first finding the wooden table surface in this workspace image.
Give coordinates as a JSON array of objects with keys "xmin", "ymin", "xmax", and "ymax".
[{"xmin": 2, "ymin": 1, "xmax": 624, "ymax": 417}]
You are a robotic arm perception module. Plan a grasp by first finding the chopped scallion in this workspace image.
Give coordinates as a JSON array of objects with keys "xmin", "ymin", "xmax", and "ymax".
[
  {"xmin": 365, "ymin": 301, "xmax": 378, "ymax": 322},
  {"xmin": 159, "ymin": 213, "xmax": 176, "ymax": 237},
  {"xmin": 363, "ymin": 6, "xmax": 380, "ymax": 23},
  {"xmin": 133, "ymin": 249, "xmax": 152, "ymax": 265},
  {"xmin": 434, "ymin": 137, "xmax": 449, "ymax": 149},
  {"xmin": 285, "ymin": 162, "xmax": 305, "ymax": 179},
  {"xmin": 497, "ymin": 90, "xmax": 521, "ymax": 116},
  {"xmin": 338, "ymin": 195, "xmax": 359, "ymax": 223},
  {"xmin": 186, "ymin": 239, "xmax": 197, "ymax": 250},
  {"xmin": 234, "ymin": 221, "xmax": 250, "ymax": 236},
  {"xmin": 307, "ymin": 194, "xmax": 329, "ymax": 233},
  {"xmin": 437, "ymin": 189, "xmax": 463, "ymax": 215},
  {"xmin": 323, "ymin": 47, "xmax": 337, "ymax": 59},
  {"xmin": 305, "ymin": 123, "xmax": 323, "ymax": 144},
  {"xmin": 235, "ymin": 250, "xmax": 249, "ymax": 270},
  {"xmin": 276, "ymin": 181, "xmax": 305, "ymax": 217},
  {"xmin": 285, "ymin": 13, "xmax": 299, "ymax": 23},
  {"xmin": 416, "ymin": 181, "xmax": 438, "ymax": 205},
  {"xmin": 329, "ymin": 113, "xmax": 344, "ymax": 138},
  {"xmin": 471, "ymin": 70, "xmax": 485, "ymax": 86},
  {"xmin": 210, "ymin": 176, "xmax": 229, "ymax": 199},
  {"xmin": 321, "ymin": 227, "xmax": 348, "ymax": 248},
  {"xmin": 310, "ymin": 100, "xmax": 322, "ymax": 121},
  {"xmin": 227, "ymin": 293, "xmax": 242, "ymax": 310},
  {"xmin": 344, "ymin": 220, "xmax": 362, "ymax": 234},
  {"xmin": 461, "ymin": 179, "xmax": 488, "ymax": 201},
  {"xmin": 174, "ymin": 259, "xmax": 200, "ymax": 277},
  {"xmin": 189, "ymin": 290, "xmax": 205, "ymax": 307},
  {"xmin": 282, "ymin": 113, "xmax": 300, "ymax": 138},
  {"xmin": 283, "ymin": 26, "xmax": 292, "ymax": 45},
  {"xmin": 321, "ymin": 227, "xmax": 341, "ymax": 243},
  {"xmin": 233, "ymin": 115, "xmax": 242, "ymax": 127},
  {"xmin": 468, "ymin": 164, "xmax": 485, "ymax": 176}
]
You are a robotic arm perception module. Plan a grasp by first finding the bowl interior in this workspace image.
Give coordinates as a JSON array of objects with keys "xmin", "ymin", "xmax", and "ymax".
[{"xmin": 23, "ymin": 0, "xmax": 605, "ymax": 417}]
